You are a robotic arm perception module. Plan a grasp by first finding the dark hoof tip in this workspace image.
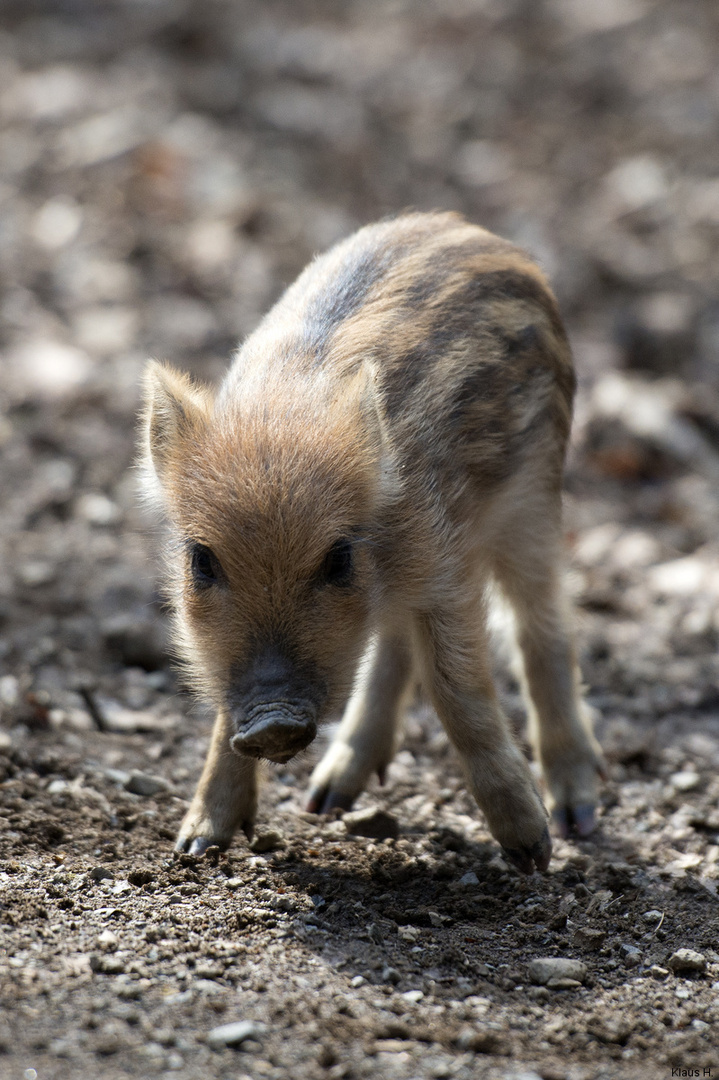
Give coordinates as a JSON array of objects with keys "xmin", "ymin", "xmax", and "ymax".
[
  {"xmin": 174, "ymin": 836, "xmax": 223, "ymax": 857},
  {"xmin": 553, "ymin": 803, "xmax": 597, "ymax": 839},
  {"xmin": 502, "ymin": 846, "xmax": 533, "ymax": 874},
  {"xmin": 552, "ymin": 808, "xmax": 569, "ymax": 839},
  {"xmin": 188, "ymin": 837, "xmax": 214, "ymax": 856},
  {"xmin": 572, "ymin": 804, "xmax": 597, "ymax": 837},
  {"xmin": 321, "ymin": 790, "xmax": 355, "ymax": 813},
  {"xmin": 503, "ymin": 826, "xmax": 552, "ymax": 874},
  {"xmin": 305, "ymin": 787, "xmax": 355, "ymax": 815}
]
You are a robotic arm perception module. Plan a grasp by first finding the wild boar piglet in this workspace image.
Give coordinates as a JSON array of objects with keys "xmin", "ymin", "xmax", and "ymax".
[{"xmin": 140, "ymin": 211, "xmax": 605, "ymax": 873}]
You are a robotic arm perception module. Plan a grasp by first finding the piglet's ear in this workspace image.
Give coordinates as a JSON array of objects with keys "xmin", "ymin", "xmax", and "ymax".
[
  {"xmin": 141, "ymin": 361, "xmax": 212, "ymax": 487},
  {"xmin": 355, "ymin": 360, "xmax": 391, "ymax": 455},
  {"xmin": 344, "ymin": 360, "xmax": 401, "ymax": 506}
]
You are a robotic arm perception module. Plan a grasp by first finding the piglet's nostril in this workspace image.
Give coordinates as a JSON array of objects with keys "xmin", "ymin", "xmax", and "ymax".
[{"xmin": 230, "ymin": 707, "xmax": 317, "ymax": 764}]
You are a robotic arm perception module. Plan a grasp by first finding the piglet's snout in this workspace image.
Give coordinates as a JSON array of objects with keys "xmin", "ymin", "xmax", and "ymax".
[
  {"xmin": 228, "ymin": 649, "xmax": 323, "ymax": 763},
  {"xmin": 230, "ymin": 704, "xmax": 317, "ymax": 763}
]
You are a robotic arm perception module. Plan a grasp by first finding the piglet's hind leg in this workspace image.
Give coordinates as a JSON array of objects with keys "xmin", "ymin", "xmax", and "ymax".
[
  {"xmin": 414, "ymin": 610, "xmax": 551, "ymax": 874},
  {"xmin": 494, "ymin": 512, "xmax": 606, "ymax": 838}
]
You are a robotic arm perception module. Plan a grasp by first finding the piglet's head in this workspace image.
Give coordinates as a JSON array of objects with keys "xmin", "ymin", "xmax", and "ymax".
[{"xmin": 140, "ymin": 360, "xmax": 395, "ymax": 763}]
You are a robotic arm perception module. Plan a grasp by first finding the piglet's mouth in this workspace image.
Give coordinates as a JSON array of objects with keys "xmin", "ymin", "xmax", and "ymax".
[{"xmin": 229, "ymin": 705, "xmax": 317, "ymax": 763}]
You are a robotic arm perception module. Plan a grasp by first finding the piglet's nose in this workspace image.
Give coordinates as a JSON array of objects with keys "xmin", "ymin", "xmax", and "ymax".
[{"xmin": 230, "ymin": 705, "xmax": 317, "ymax": 764}]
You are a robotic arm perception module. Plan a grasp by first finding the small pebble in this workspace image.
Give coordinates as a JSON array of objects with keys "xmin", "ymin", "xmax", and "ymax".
[
  {"xmin": 650, "ymin": 965, "xmax": 670, "ymax": 980},
  {"xmin": 343, "ymin": 807, "xmax": 400, "ymax": 840},
  {"xmin": 619, "ymin": 944, "xmax": 643, "ymax": 968},
  {"xmin": 90, "ymin": 955, "xmax": 126, "ymax": 975},
  {"xmin": 18, "ymin": 561, "xmax": 56, "ymax": 587},
  {"xmin": 455, "ymin": 1026, "xmax": 503, "ymax": 1053},
  {"xmin": 96, "ymin": 930, "xmax": 118, "ymax": 951},
  {"xmin": 381, "ymin": 966, "xmax": 401, "ymax": 985},
  {"xmin": 350, "ymin": 975, "xmax": 366, "ymax": 988},
  {"xmin": 669, "ymin": 770, "xmax": 700, "ymax": 792},
  {"xmin": 667, "ymin": 949, "xmax": 706, "ymax": 974},
  {"xmin": 250, "ymin": 829, "xmax": 284, "ymax": 854},
  {"xmin": 641, "ymin": 910, "xmax": 663, "ymax": 923},
  {"xmin": 89, "ymin": 866, "xmax": 114, "ymax": 882},
  {"xmin": 458, "ymin": 871, "xmax": 479, "ymax": 887},
  {"xmin": 572, "ymin": 927, "xmax": 606, "ymax": 951},
  {"xmin": 428, "ymin": 911, "xmax": 450, "ymax": 927},
  {"xmin": 124, "ymin": 771, "xmax": 172, "ymax": 797},
  {"xmin": 207, "ymin": 1021, "xmax": 265, "ymax": 1049},
  {"xmin": 528, "ymin": 957, "xmax": 587, "ymax": 986}
]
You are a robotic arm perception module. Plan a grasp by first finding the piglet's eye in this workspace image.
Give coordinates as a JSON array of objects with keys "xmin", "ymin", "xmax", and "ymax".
[
  {"xmin": 190, "ymin": 543, "xmax": 221, "ymax": 588},
  {"xmin": 321, "ymin": 538, "xmax": 354, "ymax": 588}
]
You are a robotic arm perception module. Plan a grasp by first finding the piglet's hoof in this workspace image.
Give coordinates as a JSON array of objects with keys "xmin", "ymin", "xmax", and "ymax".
[
  {"xmin": 305, "ymin": 785, "xmax": 355, "ymax": 815},
  {"xmin": 175, "ymin": 835, "xmax": 217, "ymax": 856},
  {"xmin": 502, "ymin": 825, "xmax": 552, "ymax": 874},
  {"xmin": 552, "ymin": 803, "xmax": 596, "ymax": 839}
]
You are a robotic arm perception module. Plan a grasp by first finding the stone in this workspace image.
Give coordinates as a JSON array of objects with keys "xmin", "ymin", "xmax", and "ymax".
[
  {"xmin": 96, "ymin": 930, "xmax": 118, "ymax": 951},
  {"xmin": 527, "ymin": 957, "xmax": 587, "ymax": 986},
  {"xmin": 456, "ymin": 1025, "xmax": 503, "ymax": 1053},
  {"xmin": 90, "ymin": 954, "xmax": 126, "ymax": 975},
  {"xmin": 207, "ymin": 1020, "xmax": 265, "ymax": 1049},
  {"xmin": 619, "ymin": 944, "xmax": 643, "ymax": 968},
  {"xmin": 458, "ymin": 871, "xmax": 479, "ymax": 887},
  {"xmin": 250, "ymin": 829, "xmax": 284, "ymax": 853},
  {"xmin": 343, "ymin": 807, "xmax": 400, "ymax": 840},
  {"xmin": 669, "ymin": 770, "xmax": 700, "ymax": 792},
  {"xmin": 667, "ymin": 949, "xmax": 706, "ymax": 974},
  {"xmin": 587, "ymin": 1016, "xmax": 634, "ymax": 1045},
  {"xmin": 572, "ymin": 927, "xmax": 607, "ymax": 951},
  {"xmin": 124, "ymin": 771, "xmax": 172, "ymax": 797},
  {"xmin": 18, "ymin": 561, "xmax": 56, "ymax": 587},
  {"xmin": 428, "ymin": 911, "xmax": 450, "ymax": 928},
  {"xmin": 89, "ymin": 866, "xmax": 114, "ymax": 882}
]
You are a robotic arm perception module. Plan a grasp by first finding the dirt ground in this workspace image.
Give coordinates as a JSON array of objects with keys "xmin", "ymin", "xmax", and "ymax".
[{"xmin": 2, "ymin": 2, "xmax": 719, "ymax": 1078}]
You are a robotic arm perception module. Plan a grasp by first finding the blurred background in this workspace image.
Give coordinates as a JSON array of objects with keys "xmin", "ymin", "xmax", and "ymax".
[{"xmin": 1, "ymin": 0, "xmax": 718, "ymax": 774}]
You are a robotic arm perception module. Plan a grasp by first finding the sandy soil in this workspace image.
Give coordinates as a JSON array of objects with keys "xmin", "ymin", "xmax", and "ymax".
[{"xmin": 1, "ymin": 2, "xmax": 719, "ymax": 1078}]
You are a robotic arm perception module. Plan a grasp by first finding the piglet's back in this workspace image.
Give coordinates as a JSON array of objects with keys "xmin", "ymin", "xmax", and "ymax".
[{"xmin": 219, "ymin": 212, "xmax": 574, "ymax": 496}]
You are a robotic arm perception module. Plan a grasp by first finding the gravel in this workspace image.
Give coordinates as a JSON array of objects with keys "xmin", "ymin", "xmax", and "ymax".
[{"xmin": 1, "ymin": 2, "xmax": 719, "ymax": 1079}]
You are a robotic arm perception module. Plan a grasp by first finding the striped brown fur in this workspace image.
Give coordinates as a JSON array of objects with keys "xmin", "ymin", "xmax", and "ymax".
[{"xmin": 140, "ymin": 212, "xmax": 604, "ymax": 872}]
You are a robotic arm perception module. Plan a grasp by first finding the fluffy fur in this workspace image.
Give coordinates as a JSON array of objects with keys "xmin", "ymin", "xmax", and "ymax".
[{"xmin": 140, "ymin": 212, "xmax": 604, "ymax": 872}]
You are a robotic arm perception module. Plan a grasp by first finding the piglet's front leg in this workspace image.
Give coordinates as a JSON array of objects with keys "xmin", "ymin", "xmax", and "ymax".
[{"xmin": 176, "ymin": 710, "xmax": 258, "ymax": 855}]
